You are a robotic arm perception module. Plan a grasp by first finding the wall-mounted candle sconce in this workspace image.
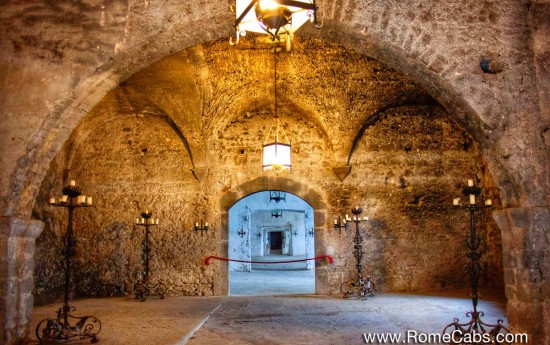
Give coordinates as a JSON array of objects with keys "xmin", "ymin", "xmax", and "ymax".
[
  {"xmin": 333, "ymin": 215, "xmax": 348, "ymax": 234},
  {"xmin": 194, "ymin": 220, "xmax": 209, "ymax": 236},
  {"xmin": 269, "ymin": 190, "xmax": 286, "ymax": 203},
  {"xmin": 271, "ymin": 210, "xmax": 283, "ymax": 219},
  {"xmin": 237, "ymin": 227, "xmax": 247, "ymax": 238}
]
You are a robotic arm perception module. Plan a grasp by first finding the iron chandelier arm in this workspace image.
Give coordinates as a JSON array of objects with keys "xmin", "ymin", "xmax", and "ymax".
[{"xmin": 235, "ymin": 0, "xmax": 260, "ymax": 28}]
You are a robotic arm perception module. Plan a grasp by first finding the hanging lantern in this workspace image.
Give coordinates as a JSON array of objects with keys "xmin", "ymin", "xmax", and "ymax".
[
  {"xmin": 261, "ymin": 48, "xmax": 291, "ymax": 173},
  {"xmin": 263, "ymin": 118, "xmax": 291, "ymax": 172}
]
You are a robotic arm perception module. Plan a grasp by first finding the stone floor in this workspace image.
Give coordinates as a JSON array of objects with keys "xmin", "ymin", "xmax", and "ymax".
[
  {"xmin": 29, "ymin": 291, "xmax": 508, "ymax": 345},
  {"xmin": 230, "ymin": 269, "xmax": 315, "ymax": 296}
]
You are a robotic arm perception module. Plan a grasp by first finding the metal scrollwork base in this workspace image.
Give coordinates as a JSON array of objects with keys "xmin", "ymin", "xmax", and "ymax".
[
  {"xmin": 340, "ymin": 276, "xmax": 375, "ymax": 300},
  {"xmin": 443, "ymin": 311, "xmax": 510, "ymax": 344},
  {"xmin": 35, "ymin": 306, "xmax": 101, "ymax": 344}
]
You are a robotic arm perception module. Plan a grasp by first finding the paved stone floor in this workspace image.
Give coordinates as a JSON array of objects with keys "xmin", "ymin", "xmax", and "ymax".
[
  {"xmin": 230, "ymin": 269, "xmax": 315, "ymax": 296},
  {"xmin": 29, "ymin": 291, "xmax": 508, "ymax": 345}
]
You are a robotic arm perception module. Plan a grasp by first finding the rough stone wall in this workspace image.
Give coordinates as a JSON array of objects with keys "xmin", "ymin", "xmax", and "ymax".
[
  {"xmin": 0, "ymin": 1, "xmax": 548, "ymax": 343},
  {"xmin": 32, "ymin": 41, "xmax": 504, "ymax": 302},
  {"xmin": 33, "ymin": 100, "xmax": 218, "ymax": 300}
]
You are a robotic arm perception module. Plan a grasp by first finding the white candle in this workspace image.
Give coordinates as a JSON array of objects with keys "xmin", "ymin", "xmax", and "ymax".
[
  {"xmin": 86, "ymin": 196, "xmax": 92, "ymax": 205},
  {"xmin": 145, "ymin": 209, "xmax": 149, "ymax": 214},
  {"xmin": 334, "ymin": 219, "xmax": 337, "ymax": 225},
  {"xmin": 141, "ymin": 218, "xmax": 145, "ymax": 224},
  {"xmin": 70, "ymin": 180, "xmax": 76, "ymax": 186},
  {"xmin": 363, "ymin": 216, "xmax": 368, "ymax": 221},
  {"xmin": 485, "ymin": 199, "xmax": 492, "ymax": 206},
  {"xmin": 345, "ymin": 214, "xmax": 349, "ymax": 220},
  {"xmin": 49, "ymin": 197, "xmax": 56, "ymax": 205},
  {"xmin": 61, "ymin": 195, "xmax": 68, "ymax": 202},
  {"xmin": 470, "ymin": 194, "xmax": 475, "ymax": 205},
  {"xmin": 467, "ymin": 179, "xmax": 474, "ymax": 187},
  {"xmin": 355, "ymin": 206, "xmax": 358, "ymax": 210},
  {"xmin": 195, "ymin": 222, "xmax": 199, "ymax": 227},
  {"xmin": 205, "ymin": 222, "xmax": 208, "ymax": 227},
  {"xmin": 155, "ymin": 218, "xmax": 159, "ymax": 225},
  {"xmin": 136, "ymin": 218, "xmax": 139, "ymax": 224}
]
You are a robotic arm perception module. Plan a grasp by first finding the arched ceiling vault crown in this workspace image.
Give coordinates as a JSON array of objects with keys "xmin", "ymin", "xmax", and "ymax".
[{"xmin": 8, "ymin": 7, "xmax": 523, "ymax": 216}]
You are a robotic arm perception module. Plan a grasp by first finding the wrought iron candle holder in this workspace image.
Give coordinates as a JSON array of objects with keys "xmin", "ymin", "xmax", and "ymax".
[
  {"xmin": 133, "ymin": 211, "xmax": 165, "ymax": 301},
  {"xmin": 36, "ymin": 180, "xmax": 102, "ymax": 343},
  {"xmin": 442, "ymin": 179, "xmax": 509, "ymax": 342},
  {"xmin": 237, "ymin": 227, "xmax": 247, "ymax": 238},
  {"xmin": 269, "ymin": 190, "xmax": 286, "ymax": 203},
  {"xmin": 194, "ymin": 219, "xmax": 209, "ymax": 236},
  {"xmin": 271, "ymin": 209, "xmax": 283, "ymax": 219},
  {"xmin": 333, "ymin": 215, "xmax": 348, "ymax": 234},
  {"xmin": 336, "ymin": 207, "xmax": 374, "ymax": 300}
]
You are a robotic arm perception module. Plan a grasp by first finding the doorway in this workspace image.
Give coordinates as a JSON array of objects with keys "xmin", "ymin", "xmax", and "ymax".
[
  {"xmin": 228, "ymin": 190, "xmax": 315, "ymax": 296},
  {"xmin": 269, "ymin": 231, "xmax": 283, "ymax": 255}
]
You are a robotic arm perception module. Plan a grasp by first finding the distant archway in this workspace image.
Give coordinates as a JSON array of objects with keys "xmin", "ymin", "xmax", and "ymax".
[
  {"xmin": 217, "ymin": 177, "xmax": 330, "ymax": 296},
  {"xmin": 228, "ymin": 191, "xmax": 315, "ymax": 296}
]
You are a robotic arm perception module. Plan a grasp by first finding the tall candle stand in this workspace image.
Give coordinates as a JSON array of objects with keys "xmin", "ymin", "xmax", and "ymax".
[
  {"xmin": 133, "ymin": 211, "xmax": 165, "ymax": 301},
  {"xmin": 442, "ymin": 179, "xmax": 509, "ymax": 342},
  {"xmin": 336, "ymin": 207, "xmax": 375, "ymax": 300},
  {"xmin": 35, "ymin": 180, "xmax": 102, "ymax": 343}
]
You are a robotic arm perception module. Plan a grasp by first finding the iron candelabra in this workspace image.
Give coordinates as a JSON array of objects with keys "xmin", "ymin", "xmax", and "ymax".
[
  {"xmin": 336, "ymin": 207, "xmax": 375, "ymax": 300},
  {"xmin": 133, "ymin": 211, "xmax": 165, "ymax": 301},
  {"xmin": 442, "ymin": 179, "xmax": 510, "ymax": 343},
  {"xmin": 36, "ymin": 180, "xmax": 102, "ymax": 343}
]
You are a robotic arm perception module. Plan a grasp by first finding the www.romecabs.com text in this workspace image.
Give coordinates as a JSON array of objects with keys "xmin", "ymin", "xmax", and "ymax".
[{"xmin": 363, "ymin": 330, "xmax": 528, "ymax": 344}]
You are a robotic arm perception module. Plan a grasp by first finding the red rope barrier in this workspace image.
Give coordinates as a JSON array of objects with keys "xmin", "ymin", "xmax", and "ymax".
[{"xmin": 204, "ymin": 255, "xmax": 333, "ymax": 266}]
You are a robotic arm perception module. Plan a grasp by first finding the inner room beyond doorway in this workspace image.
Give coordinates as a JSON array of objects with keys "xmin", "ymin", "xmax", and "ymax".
[{"xmin": 228, "ymin": 191, "xmax": 315, "ymax": 296}]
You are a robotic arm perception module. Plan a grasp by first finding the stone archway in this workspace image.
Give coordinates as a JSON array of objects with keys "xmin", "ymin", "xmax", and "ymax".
[
  {"xmin": 217, "ymin": 177, "xmax": 329, "ymax": 296},
  {"xmin": 1, "ymin": 2, "xmax": 547, "ymax": 343}
]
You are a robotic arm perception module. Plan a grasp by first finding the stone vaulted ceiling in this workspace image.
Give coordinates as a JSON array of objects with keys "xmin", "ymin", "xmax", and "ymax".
[{"xmin": 82, "ymin": 37, "xmax": 437, "ymax": 167}]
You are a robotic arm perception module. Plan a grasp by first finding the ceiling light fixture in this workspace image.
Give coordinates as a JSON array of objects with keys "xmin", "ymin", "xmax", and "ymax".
[{"xmin": 230, "ymin": 0, "xmax": 321, "ymax": 50}]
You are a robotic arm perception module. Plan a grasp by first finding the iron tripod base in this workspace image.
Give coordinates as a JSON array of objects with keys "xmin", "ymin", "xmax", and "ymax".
[
  {"xmin": 340, "ymin": 276, "xmax": 374, "ymax": 300},
  {"xmin": 443, "ymin": 310, "xmax": 510, "ymax": 344},
  {"xmin": 134, "ymin": 279, "xmax": 165, "ymax": 302},
  {"xmin": 35, "ymin": 305, "xmax": 102, "ymax": 344}
]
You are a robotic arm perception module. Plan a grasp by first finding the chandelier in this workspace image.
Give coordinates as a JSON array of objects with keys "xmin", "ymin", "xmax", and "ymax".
[
  {"xmin": 262, "ymin": 49, "xmax": 291, "ymax": 173},
  {"xmin": 231, "ymin": 0, "xmax": 321, "ymax": 50}
]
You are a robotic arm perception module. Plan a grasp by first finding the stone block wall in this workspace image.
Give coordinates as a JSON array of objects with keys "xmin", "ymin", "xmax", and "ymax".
[{"xmin": 494, "ymin": 207, "xmax": 550, "ymax": 343}]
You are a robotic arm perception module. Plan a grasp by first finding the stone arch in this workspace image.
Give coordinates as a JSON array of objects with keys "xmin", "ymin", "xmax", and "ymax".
[
  {"xmin": 216, "ymin": 176, "xmax": 329, "ymax": 295},
  {"xmin": 6, "ymin": 17, "xmax": 524, "ymax": 218}
]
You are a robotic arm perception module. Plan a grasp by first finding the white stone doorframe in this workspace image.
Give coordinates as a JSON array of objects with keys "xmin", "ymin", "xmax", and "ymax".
[{"xmin": 261, "ymin": 225, "xmax": 292, "ymax": 256}]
